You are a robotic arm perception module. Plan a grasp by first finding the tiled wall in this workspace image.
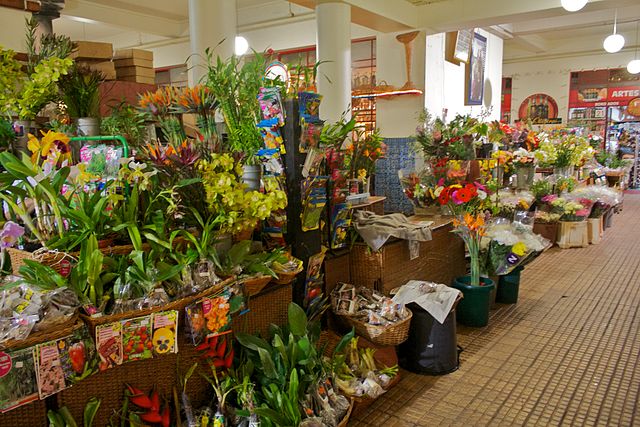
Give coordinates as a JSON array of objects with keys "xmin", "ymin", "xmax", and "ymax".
[{"xmin": 375, "ymin": 137, "xmax": 416, "ymax": 215}]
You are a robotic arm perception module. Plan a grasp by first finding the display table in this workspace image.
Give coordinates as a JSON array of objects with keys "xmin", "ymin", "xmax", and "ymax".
[{"xmin": 326, "ymin": 218, "xmax": 465, "ymax": 295}]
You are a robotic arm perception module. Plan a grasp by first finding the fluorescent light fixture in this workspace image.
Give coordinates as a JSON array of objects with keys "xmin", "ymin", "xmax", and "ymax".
[
  {"xmin": 561, "ymin": 0, "xmax": 587, "ymax": 12},
  {"xmin": 65, "ymin": 16, "xmax": 98, "ymax": 24},
  {"xmin": 235, "ymin": 36, "xmax": 249, "ymax": 56}
]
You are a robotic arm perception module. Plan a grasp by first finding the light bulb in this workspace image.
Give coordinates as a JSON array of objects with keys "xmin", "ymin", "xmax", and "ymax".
[
  {"xmin": 628, "ymin": 59, "xmax": 640, "ymax": 74},
  {"xmin": 561, "ymin": 0, "xmax": 588, "ymax": 12},
  {"xmin": 235, "ymin": 36, "xmax": 249, "ymax": 56},
  {"xmin": 603, "ymin": 33, "xmax": 625, "ymax": 53}
]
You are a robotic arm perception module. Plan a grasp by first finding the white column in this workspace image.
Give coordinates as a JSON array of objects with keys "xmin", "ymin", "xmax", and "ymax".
[
  {"xmin": 188, "ymin": 0, "xmax": 237, "ymax": 85},
  {"xmin": 316, "ymin": 1, "xmax": 351, "ymax": 123}
]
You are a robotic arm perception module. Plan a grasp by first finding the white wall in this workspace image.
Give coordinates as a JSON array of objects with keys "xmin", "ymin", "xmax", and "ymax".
[
  {"xmin": 503, "ymin": 51, "xmax": 633, "ymax": 125},
  {"xmin": 375, "ymin": 31, "xmax": 426, "ymax": 138},
  {"xmin": 425, "ymin": 29, "xmax": 503, "ymax": 122},
  {"xmin": 0, "ymin": 8, "xmax": 30, "ymax": 51}
]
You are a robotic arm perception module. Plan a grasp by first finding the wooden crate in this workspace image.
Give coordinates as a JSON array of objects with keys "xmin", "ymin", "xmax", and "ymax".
[
  {"xmin": 115, "ymin": 65, "xmax": 155, "ymax": 79},
  {"xmin": 587, "ymin": 218, "xmax": 602, "ymax": 244},
  {"xmin": 71, "ymin": 41, "xmax": 113, "ymax": 61},
  {"xmin": 77, "ymin": 60, "xmax": 116, "ymax": 80},
  {"xmin": 114, "ymin": 48, "xmax": 153, "ymax": 61},
  {"xmin": 349, "ymin": 222, "xmax": 465, "ymax": 294},
  {"xmin": 557, "ymin": 221, "xmax": 589, "ymax": 249},
  {"xmin": 114, "ymin": 57, "xmax": 153, "ymax": 68}
]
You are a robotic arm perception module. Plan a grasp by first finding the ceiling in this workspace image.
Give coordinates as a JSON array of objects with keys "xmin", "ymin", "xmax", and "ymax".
[{"xmin": 32, "ymin": 0, "xmax": 640, "ymax": 63}]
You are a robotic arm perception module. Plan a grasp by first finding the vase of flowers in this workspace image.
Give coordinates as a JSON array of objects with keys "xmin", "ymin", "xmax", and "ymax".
[
  {"xmin": 437, "ymin": 181, "xmax": 494, "ymax": 326},
  {"xmin": 513, "ymin": 148, "xmax": 536, "ymax": 190}
]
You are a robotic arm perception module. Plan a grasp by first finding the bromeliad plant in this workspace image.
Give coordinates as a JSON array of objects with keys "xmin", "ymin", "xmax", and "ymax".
[{"xmin": 139, "ymin": 86, "xmax": 186, "ymax": 145}]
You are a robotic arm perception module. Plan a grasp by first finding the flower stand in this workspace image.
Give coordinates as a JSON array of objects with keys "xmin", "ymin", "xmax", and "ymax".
[
  {"xmin": 587, "ymin": 218, "xmax": 603, "ymax": 245},
  {"xmin": 450, "ymin": 276, "xmax": 495, "ymax": 327},
  {"xmin": 557, "ymin": 221, "xmax": 589, "ymax": 249}
]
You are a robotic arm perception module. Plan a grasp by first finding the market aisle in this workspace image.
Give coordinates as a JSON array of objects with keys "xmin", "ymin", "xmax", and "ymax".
[{"xmin": 350, "ymin": 194, "xmax": 640, "ymax": 427}]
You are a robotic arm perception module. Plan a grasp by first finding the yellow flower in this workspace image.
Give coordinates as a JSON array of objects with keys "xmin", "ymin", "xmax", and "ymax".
[
  {"xmin": 27, "ymin": 131, "xmax": 71, "ymax": 165},
  {"xmin": 512, "ymin": 242, "xmax": 527, "ymax": 256}
]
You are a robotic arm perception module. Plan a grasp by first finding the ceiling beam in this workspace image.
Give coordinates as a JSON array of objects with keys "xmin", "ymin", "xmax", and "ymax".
[
  {"xmin": 509, "ymin": 34, "xmax": 549, "ymax": 53},
  {"xmin": 63, "ymin": 0, "xmax": 187, "ymax": 38}
]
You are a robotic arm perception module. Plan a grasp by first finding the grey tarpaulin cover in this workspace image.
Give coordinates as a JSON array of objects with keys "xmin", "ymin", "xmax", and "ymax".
[
  {"xmin": 392, "ymin": 281, "xmax": 461, "ymax": 324},
  {"xmin": 353, "ymin": 211, "xmax": 433, "ymax": 252}
]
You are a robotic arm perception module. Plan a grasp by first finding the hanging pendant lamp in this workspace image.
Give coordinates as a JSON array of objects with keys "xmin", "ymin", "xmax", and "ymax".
[{"xmin": 604, "ymin": 10, "xmax": 625, "ymax": 53}]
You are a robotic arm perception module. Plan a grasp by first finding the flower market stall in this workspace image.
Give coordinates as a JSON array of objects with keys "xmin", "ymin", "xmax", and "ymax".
[{"xmin": 0, "ymin": 20, "xmax": 628, "ymax": 427}]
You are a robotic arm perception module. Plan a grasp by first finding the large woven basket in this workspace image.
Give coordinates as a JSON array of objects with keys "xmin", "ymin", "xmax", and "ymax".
[
  {"xmin": 240, "ymin": 275, "xmax": 272, "ymax": 296},
  {"xmin": 80, "ymin": 276, "xmax": 236, "ymax": 337},
  {"xmin": 234, "ymin": 282, "xmax": 292, "ymax": 337},
  {"xmin": 339, "ymin": 308, "xmax": 412, "ymax": 346},
  {"xmin": 0, "ymin": 314, "xmax": 80, "ymax": 351}
]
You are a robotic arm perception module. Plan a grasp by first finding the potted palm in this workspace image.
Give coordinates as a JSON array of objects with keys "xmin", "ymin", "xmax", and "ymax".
[
  {"xmin": 436, "ymin": 180, "xmax": 494, "ymax": 327},
  {"xmin": 60, "ymin": 64, "xmax": 105, "ymax": 137}
]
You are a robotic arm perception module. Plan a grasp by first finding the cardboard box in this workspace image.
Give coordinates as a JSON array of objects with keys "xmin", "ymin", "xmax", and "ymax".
[
  {"xmin": 113, "ymin": 57, "xmax": 153, "ymax": 68},
  {"xmin": 77, "ymin": 61, "xmax": 116, "ymax": 80},
  {"xmin": 115, "ymin": 66, "xmax": 155, "ymax": 79},
  {"xmin": 119, "ymin": 75, "xmax": 156, "ymax": 85},
  {"xmin": 71, "ymin": 41, "xmax": 113, "ymax": 61},
  {"xmin": 114, "ymin": 49, "xmax": 153, "ymax": 61}
]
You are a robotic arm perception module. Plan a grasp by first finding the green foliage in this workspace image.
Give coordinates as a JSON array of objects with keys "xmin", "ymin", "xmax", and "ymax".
[
  {"xmin": 320, "ymin": 113, "xmax": 357, "ymax": 148},
  {"xmin": 17, "ymin": 260, "xmax": 67, "ymax": 291},
  {"xmin": 60, "ymin": 65, "xmax": 105, "ymax": 118},
  {"xmin": 0, "ymin": 118, "xmax": 15, "ymax": 148},
  {"xmin": 100, "ymin": 101, "xmax": 148, "ymax": 148},
  {"xmin": 205, "ymin": 51, "xmax": 265, "ymax": 158},
  {"xmin": 531, "ymin": 179, "xmax": 552, "ymax": 201},
  {"xmin": 68, "ymin": 235, "xmax": 118, "ymax": 308},
  {"xmin": 24, "ymin": 17, "xmax": 73, "ymax": 74},
  {"xmin": 17, "ymin": 56, "xmax": 74, "ymax": 120}
]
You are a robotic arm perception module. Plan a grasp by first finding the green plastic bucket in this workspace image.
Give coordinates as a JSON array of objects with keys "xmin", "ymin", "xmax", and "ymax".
[
  {"xmin": 451, "ymin": 276, "xmax": 495, "ymax": 327},
  {"xmin": 497, "ymin": 266, "xmax": 524, "ymax": 304}
]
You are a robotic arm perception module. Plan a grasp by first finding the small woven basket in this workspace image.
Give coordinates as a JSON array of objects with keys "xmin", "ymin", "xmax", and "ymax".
[
  {"xmin": 339, "ymin": 308, "xmax": 412, "ymax": 346},
  {"xmin": 241, "ymin": 275, "xmax": 272, "ymax": 296},
  {"xmin": 6, "ymin": 247, "xmax": 75, "ymax": 276},
  {"xmin": 0, "ymin": 316, "xmax": 81, "ymax": 351}
]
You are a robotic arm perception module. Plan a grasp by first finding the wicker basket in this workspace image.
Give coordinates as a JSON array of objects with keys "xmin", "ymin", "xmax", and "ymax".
[
  {"xmin": 0, "ymin": 314, "xmax": 80, "ymax": 351},
  {"xmin": 241, "ymin": 275, "xmax": 272, "ymax": 296},
  {"xmin": 0, "ymin": 398, "xmax": 48, "ymax": 427},
  {"xmin": 234, "ymin": 283, "xmax": 292, "ymax": 337},
  {"xmin": 6, "ymin": 247, "xmax": 75, "ymax": 276},
  {"xmin": 272, "ymin": 269, "xmax": 302, "ymax": 285},
  {"xmin": 337, "ymin": 399, "xmax": 354, "ymax": 427},
  {"xmin": 339, "ymin": 308, "xmax": 412, "ymax": 346},
  {"xmin": 80, "ymin": 276, "xmax": 236, "ymax": 337}
]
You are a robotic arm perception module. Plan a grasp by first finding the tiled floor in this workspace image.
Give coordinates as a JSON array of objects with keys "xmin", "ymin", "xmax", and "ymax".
[{"xmin": 350, "ymin": 195, "xmax": 640, "ymax": 426}]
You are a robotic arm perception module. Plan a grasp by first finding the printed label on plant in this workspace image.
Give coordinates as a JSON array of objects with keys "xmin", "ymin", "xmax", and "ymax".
[
  {"xmin": 152, "ymin": 311, "xmax": 178, "ymax": 355},
  {"xmin": 0, "ymin": 353, "xmax": 11, "ymax": 378},
  {"xmin": 121, "ymin": 316, "xmax": 153, "ymax": 363}
]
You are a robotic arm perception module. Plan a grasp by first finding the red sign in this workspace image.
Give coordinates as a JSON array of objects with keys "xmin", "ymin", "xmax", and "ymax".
[
  {"xmin": 568, "ymin": 86, "xmax": 640, "ymax": 108},
  {"xmin": 519, "ymin": 93, "xmax": 559, "ymax": 124},
  {"xmin": 0, "ymin": 352, "xmax": 11, "ymax": 378},
  {"xmin": 629, "ymin": 97, "xmax": 640, "ymax": 117}
]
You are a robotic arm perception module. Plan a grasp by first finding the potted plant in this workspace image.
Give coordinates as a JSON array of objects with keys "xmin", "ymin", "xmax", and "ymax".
[
  {"xmin": 598, "ymin": 151, "xmax": 631, "ymax": 187},
  {"xmin": 100, "ymin": 101, "xmax": 148, "ymax": 149},
  {"xmin": 436, "ymin": 181, "xmax": 494, "ymax": 327},
  {"xmin": 0, "ymin": 20, "xmax": 73, "ymax": 152},
  {"xmin": 205, "ymin": 51, "xmax": 266, "ymax": 188},
  {"xmin": 512, "ymin": 148, "xmax": 536, "ymax": 190},
  {"xmin": 60, "ymin": 64, "xmax": 105, "ymax": 137}
]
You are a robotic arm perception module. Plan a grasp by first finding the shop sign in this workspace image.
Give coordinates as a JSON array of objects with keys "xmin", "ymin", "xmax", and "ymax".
[
  {"xmin": 627, "ymin": 97, "xmax": 640, "ymax": 117},
  {"xmin": 569, "ymin": 86, "xmax": 640, "ymax": 108},
  {"xmin": 518, "ymin": 93, "xmax": 559, "ymax": 122}
]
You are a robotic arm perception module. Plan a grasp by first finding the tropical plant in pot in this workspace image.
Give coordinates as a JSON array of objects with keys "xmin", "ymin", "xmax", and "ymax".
[
  {"xmin": 100, "ymin": 101, "xmax": 148, "ymax": 149},
  {"xmin": 205, "ymin": 50, "xmax": 265, "ymax": 186},
  {"xmin": 59, "ymin": 64, "xmax": 105, "ymax": 137},
  {"xmin": 437, "ymin": 180, "xmax": 495, "ymax": 327}
]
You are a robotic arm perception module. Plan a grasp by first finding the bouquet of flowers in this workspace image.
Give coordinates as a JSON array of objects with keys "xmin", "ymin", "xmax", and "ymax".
[
  {"xmin": 482, "ymin": 219, "xmax": 551, "ymax": 275},
  {"xmin": 512, "ymin": 148, "xmax": 536, "ymax": 168},
  {"xmin": 416, "ymin": 110, "xmax": 487, "ymax": 161},
  {"xmin": 542, "ymin": 195, "xmax": 589, "ymax": 221},
  {"xmin": 437, "ymin": 181, "xmax": 490, "ymax": 286},
  {"xmin": 398, "ymin": 168, "xmax": 439, "ymax": 209}
]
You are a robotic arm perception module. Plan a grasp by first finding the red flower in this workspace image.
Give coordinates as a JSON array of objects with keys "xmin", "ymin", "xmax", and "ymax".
[
  {"xmin": 464, "ymin": 183, "xmax": 477, "ymax": 197},
  {"xmin": 438, "ymin": 188, "xmax": 451, "ymax": 205},
  {"xmin": 456, "ymin": 187, "xmax": 472, "ymax": 203}
]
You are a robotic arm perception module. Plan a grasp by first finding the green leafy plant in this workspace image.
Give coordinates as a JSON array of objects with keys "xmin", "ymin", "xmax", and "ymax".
[
  {"xmin": 218, "ymin": 241, "xmax": 287, "ymax": 278},
  {"xmin": 60, "ymin": 65, "xmax": 104, "ymax": 118},
  {"xmin": 100, "ymin": 101, "xmax": 148, "ymax": 148},
  {"xmin": 47, "ymin": 397, "xmax": 101, "ymax": 427},
  {"xmin": 68, "ymin": 234, "xmax": 119, "ymax": 309},
  {"xmin": 0, "ymin": 118, "xmax": 15, "ymax": 149},
  {"xmin": 531, "ymin": 179, "xmax": 553, "ymax": 201},
  {"xmin": 205, "ymin": 50, "xmax": 265, "ymax": 159},
  {"xmin": 17, "ymin": 260, "xmax": 67, "ymax": 291},
  {"xmin": 24, "ymin": 17, "xmax": 73, "ymax": 74}
]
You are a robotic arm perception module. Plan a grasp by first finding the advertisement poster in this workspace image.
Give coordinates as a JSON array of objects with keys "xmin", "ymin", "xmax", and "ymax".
[
  {"xmin": 465, "ymin": 32, "xmax": 487, "ymax": 106},
  {"xmin": 518, "ymin": 93, "xmax": 561, "ymax": 124}
]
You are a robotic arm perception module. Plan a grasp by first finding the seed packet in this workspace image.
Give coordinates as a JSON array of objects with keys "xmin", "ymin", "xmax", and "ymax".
[
  {"xmin": 330, "ymin": 203, "xmax": 352, "ymax": 250},
  {"xmin": 96, "ymin": 322, "xmax": 123, "ymax": 371},
  {"xmin": 35, "ymin": 341, "xmax": 67, "ymax": 399},
  {"xmin": 151, "ymin": 311, "xmax": 178, "ymax": 356},
  {"xmin": 301, "ymin": 197, "xmax": 326, "ymax": 232},
  {"xmin": 121, "ymin": 315, "xmax": 153, "ymax": 363},
  {"xmin": 300, "ymin": 120, "xmax": 324, "ymax": 153},
  {"xmin": 258, "ymin": 87, "xmax": 285, "ymax": 126},
  {"xmin": 298, "ymin": 92, "xmax": 322, "ymax": 123},
  {"xmin": 58, "ymin": 326, "xmax": 98, "ymax": 386},
  {"xmin": 0, "ymin": 347, "xmax": 38, "ymax": 412},
  {"xmin": 185, "ymin": 302, "xmax": 206, "ymax": 346},
  {"xmin": 258, "ymin": 119, "xmax": 285, "ymax": 153},
  {"xmin": 302, "ymin": 148, "xmax": 325, "ymax": 178},
  {"xmin": 202, "ymin": 292, "xmax": 232, "ymax": 338},
  {"xmin": 258, "ymin": 148, "xmax": 284, "ymax": 176}
]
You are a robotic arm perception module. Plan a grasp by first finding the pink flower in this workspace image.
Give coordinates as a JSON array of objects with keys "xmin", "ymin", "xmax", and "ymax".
[
  {"xmin": 451, "ymin": 190, "xmax": 464, "ymax": 205},
  {"xmin": 437, "ymin": 178, "xmax": 445, "ymax": 186},
  {"xmin": 473, "ymin": 182, "xmax": 487, "ymax": 192},
  {"xmin": 542, "ymin": 194, "xmax": 558, "ymax": 203},
  {"xmin": 575, "ymin": 209, "xmax": 590, "ymax": 217},
  {"xmin": 0, "ymin": 222, "xmax": 24, "ymax": 249}
]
